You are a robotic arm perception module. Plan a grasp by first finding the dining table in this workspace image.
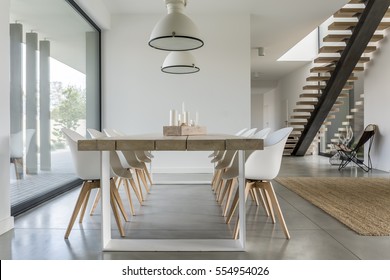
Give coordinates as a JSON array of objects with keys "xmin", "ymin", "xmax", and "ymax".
[{"xmin": 78, "ymin": 133, "xmax": 263, "ymax": 251}]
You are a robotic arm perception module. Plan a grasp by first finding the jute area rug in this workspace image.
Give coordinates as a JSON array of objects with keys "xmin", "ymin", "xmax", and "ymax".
[{"xmin": 275, "ymin": 177, "xmax": 390, "ymax": 236}]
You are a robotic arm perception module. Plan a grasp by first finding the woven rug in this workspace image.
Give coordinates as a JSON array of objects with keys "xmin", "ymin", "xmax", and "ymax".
[{"xmin": 275, "ymin": 177, "xmax": 390, "ymax": 236}]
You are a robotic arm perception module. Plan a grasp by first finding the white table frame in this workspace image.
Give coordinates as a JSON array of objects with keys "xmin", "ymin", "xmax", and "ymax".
[{"xmin": 78, "ymin": 134, "xmax": 262, "ymax": 251}]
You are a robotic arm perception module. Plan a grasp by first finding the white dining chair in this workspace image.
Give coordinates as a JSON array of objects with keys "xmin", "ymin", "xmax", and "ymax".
[
  {"xmin": 10, "ymin": 129, "xmax": 35, "ymax": 179},
  {"xmin": 104, "ymin": 128, "xmax": 151, "ymax": 201},
  {"xmin": 224, "ymin": 127, "xmax": 293, "ymax": 239},
  {"xmin": 62, "ymin": 128, "xmax": 128, "ymax": 238},
  {"xmin": 210, "ymin": 128, "xmax": 257, "ymax": 188},
  {"xmin": 87, "ymin": 128, "xmax": 142, "ymax": 216},
  {"xmin": 217, "ymin": 127, "xmax": 271, "ymax": 215}
]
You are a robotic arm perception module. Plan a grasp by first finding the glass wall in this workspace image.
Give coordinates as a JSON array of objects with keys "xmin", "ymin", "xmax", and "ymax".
[{"xmin": 9, "ymin": 0, "xmax": 100, "ymax": 215}]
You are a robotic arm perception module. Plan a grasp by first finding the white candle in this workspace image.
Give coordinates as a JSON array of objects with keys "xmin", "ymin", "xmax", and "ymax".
[
  {"xmin": 185, "ymin": 112, "xmax": 190, "ymax": 126},
  {"xmin": 169, "ymin": 109, "xmax": 177, "ymax": 126},
  {"xmin": 182, "ymin": 102, "xmax": 185, "ymax": 114},
  {"xmin": 195, "ymin": 111, "xmax": 199, "ymax": 126},
  {"xmin": 178, "ymin": 113, "xmax": 182, "ymax": 125}
]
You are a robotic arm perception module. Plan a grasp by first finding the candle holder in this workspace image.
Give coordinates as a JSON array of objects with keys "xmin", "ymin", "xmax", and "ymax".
[{"xmin": 163, "ymin": 125, "xmax": 207, "ymax": 136}]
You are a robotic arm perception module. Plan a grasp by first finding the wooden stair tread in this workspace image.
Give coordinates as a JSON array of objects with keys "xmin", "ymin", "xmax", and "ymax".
[
  {"xmin": 300, "ymin": 93, "xmax": 321, "ymax": 98},
  {"xmin": 290, "ymin": 115, "xmax": 310, "ymax": 119},
  {"xmin": 314, "ymin": 56, "xmax": 370, "ymax": 64},
  {"xmin": 311, "ymin": 66, "xmax": 364, "ymax": 72},
  {"xmin": 328, "ymin": 21, "xmax": 390, "ymax": 31},
  {"xmin": 296, "ymin": 101, "xmax": 316, "ymax": 105},
  {"xmin": 293, "ymin": 108, "xmax": 314, "ymax": 112},
  {"xmin": 334, "ymin": 8, "xmax": 390, "ymax": 18},
  {"xmin": 303, "ymin": 84, "xmax": 353, "ymax": 90},
  {"xmin": 319, "ymin": 46, "xmax": 376, "ymax": 53},
  {"xmin": 306, "ymin": 75, "xmax": 358, "ymax": 81},
  {"xmin": 322, "ymin": 34, "xmax": 384, "ymax": 42},
  {"xmin": 289, "ymin": 121, "xmax": 307, "ymax": 125}
]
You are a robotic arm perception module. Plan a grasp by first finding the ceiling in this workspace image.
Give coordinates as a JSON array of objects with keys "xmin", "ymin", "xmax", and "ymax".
[
  {"xmin": 101, "ymin": 0, "xmax": 349, "ymax": 81},
  {"xmin": 9, "ymin": 0, "xmax": 349, "ymax": 81}
]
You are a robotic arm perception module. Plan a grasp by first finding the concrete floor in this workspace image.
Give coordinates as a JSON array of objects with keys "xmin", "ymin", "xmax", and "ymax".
[{"xmin": 1, "ymin": 155, "xmax": 390, "ymax": 260}]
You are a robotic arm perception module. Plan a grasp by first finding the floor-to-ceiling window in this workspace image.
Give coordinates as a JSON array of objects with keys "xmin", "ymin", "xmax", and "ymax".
[{"xmin": 9, "ymin": 0, "xmax": 101, "ymax": 215}]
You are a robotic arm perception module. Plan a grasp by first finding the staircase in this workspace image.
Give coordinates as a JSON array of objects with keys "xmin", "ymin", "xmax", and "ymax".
[{"xmin": 284, "ymin": 0, "xmax": 390, "ymax": 156}]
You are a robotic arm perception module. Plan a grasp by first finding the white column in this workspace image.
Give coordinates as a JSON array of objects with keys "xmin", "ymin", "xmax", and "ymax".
[
  {"xmin": 26, "ymin": 32, "xmax": 38, "ymax": 174},
  {"xmin": 39, "ymin": 40, "xmax": 51, "ymax": 170},
  {"xmin": 0, "ymin": 0, "xmax": 14, "ymax": 236},
  {"xmin": 10, "ymin": 23, "xmax": 24, "ymax": 179},
  {"xmin": 86, "ymin": 31, "xmax": 100, "ymax": 132}
]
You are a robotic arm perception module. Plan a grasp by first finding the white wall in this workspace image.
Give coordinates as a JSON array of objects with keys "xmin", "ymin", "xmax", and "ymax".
[
  {"xmin": 75, "ymin": 0, "xmax": 111, "ymax": 30},
  {"xmin": 103, "ymin": 14, "xmax": 251, "ymax": 173},
  {"xmin": 364, "ymin": 32, "xmax": 390, "ymax": 172},
  {"xmin": 0, "ymin": 0, "xmax": 14, "ymax": 235},
  {"xmin": 251, "ymin": 94, "xmax": 263, "ymax": 129},
  {"xmin": 278, "ymin": 62, "xmax": 312, "ymax": 125}
]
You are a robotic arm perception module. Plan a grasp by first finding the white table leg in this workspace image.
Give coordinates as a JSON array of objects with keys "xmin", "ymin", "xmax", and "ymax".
[
  {"xmin": 101, "ymin": 151, "xmax": 111, "ymax": 249},
  {"xmin": 238, "ymin": 150, "xmax": 246, "ymax": 249}
]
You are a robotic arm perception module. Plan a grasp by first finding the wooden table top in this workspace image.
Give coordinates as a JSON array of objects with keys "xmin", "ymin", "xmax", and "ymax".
[{"xmin": 78, "ymin": 134, "xmax": 263, "ymax": 151}]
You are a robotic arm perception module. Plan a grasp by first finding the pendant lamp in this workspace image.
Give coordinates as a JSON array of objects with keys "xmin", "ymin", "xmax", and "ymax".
[
  {"xmin": 149, "ymin": 0, "xmax": 204, "ymax": 51},
  {"xmin": 161, "ymin": 51, "xmax": 200, "ymax": 74}
]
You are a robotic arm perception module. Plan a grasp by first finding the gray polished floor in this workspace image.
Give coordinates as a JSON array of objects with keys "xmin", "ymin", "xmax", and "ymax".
[{"xmin": 1, "ymin": 155, "xmax": 390, "ymax": 260}]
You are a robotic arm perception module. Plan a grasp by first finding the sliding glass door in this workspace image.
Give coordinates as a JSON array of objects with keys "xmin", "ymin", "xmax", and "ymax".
[{"xmin": 9, "ymin": 0, "xmax": 100, "ymax": 215}]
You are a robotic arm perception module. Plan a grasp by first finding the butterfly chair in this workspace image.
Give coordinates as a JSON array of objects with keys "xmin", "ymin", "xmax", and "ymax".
[
  {"xmin": 62, "ymin": 128, "xmax": 128, "ymax": 238},
  {"xmin": 224, "ymin": 127, "xmax": 293, "ymax": 239},
  {"xmin": 87, "ymin": 128, "xmax": 142, "ymax": 216},
  {"xmin": 336, "ymin": 124, "xmax": 377, "ymax": 172}
]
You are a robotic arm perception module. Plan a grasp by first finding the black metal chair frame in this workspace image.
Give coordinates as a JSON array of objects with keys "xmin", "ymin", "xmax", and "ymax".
[{"xmin": 336, "ymin": 124, "xmax": 377, "ymax": 172}]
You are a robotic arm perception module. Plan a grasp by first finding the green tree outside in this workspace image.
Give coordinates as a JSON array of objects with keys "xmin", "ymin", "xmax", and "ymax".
[{"xmin": 51, "ymin": 85, "xmax": 86, "ymax": 149}]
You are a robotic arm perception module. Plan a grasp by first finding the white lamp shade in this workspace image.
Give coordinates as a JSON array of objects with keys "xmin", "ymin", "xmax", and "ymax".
[
  {"xmin": 161, "ymin": 51, "xmax": 200, "ymax": 74},
  {"xmin": 149, "ymin": 12, "xmax": 204, "ymax": 51}
]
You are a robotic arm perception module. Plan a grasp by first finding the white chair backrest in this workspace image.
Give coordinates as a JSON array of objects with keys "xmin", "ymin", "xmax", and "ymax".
[
  {"xmin": 87, "ymin": 128, "xmax": 106, "ymax": 139},
  {"xmin": 62, "ymin": 128, "xmax": 102, "ymax": 180},
  {"xmin": 87, "ymin": 128, "xmax": 132, "ymax": 179},
  {"xmin": 10, "ymin": 129, "xmax": 35, "ymax": 158},
  {"xmin": 241, "ymin": 128, "xmax": 257, "ymax": 137},
  {"xmin": 245, "ymin": 127, "xmax": 293, "ymax": 181},
  {"xmin": 253, "ymin": 127, "xmax": 271, "ymax": 139},
  {"xmin": 104, "ymin": 128, "xmax": 123, "ymax": 137},
  {"xmin": 103, "ymin": 129, "xmax": 143, "ymax": 168},
  {"xmin": 235, "ymin": 128, "xmax": 248, "ymax": 136}
]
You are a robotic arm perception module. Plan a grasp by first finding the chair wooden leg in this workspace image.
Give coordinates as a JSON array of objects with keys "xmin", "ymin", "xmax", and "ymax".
[
  {"xmin": 261, "ymin": 181, "xmax": 290, "ymax": 239},
  {"xmin": 212, "ymin": 170, "xmax": 222, "ymax": 192},
  {"xmin": 223, "ymin": 179, "xmax": 236, "ymax": 217},
  {"xmin": 110, "ymin": 192, "xmax": 125, "ymax": 237},
  {"xmin": 233, "ymin": 215, "xmax": 240, "ymax": 239},
  {"xmin": 65, "ymin": 182, "xmax": 90, "ymax": 239},
  {"xmin": 226, "ymin": 188, "xmax": 239, "ymax": 224},
  {"xmin": 218, "ymin": 179, "xmax": 229, "ymax": 205},
  {"xmin": 137, "ymin": 169, "xmax": 150, "ymax": 194},
  {"xmin": 226, "ymin": 181, "xmax": 253, "ymax": 224},
  {"xmin": 79, "ymin": 188, "xmax": 92, "ymax": 223},
  {"xmin": 110, "ymin": 179, "xmax": 129, "ymax": 222},
  {"xmin": 250, "ymin": 189, "xmax": 259, "ymax": 205},
  {"xmin": 123, "ymin": 179, "xmax": 136, "ymax": 216},
  {"xmin": 143, "ymin": 162, "xmax": 153, "ymax": 186},
  {"xmin": 89, "ymin": 188, "xmax": 101, "ymax": 216},
  {"xmin": 129, "ymin": 178, "xmax": 143, "ymax": 205},
  {"xmin": 232, "ymin": 183, "xmax": 253, "ymax": 239},
  {"xmin": 217, "ymin": 180, "xmax": 228, "ymax": 204},
  {"xmin": 256, "ymin": 188, "xmax": 270, "ymax": 217},
  {"xmin": 135, "ymin": 169, "xmax": 144, "ymax": 201},
  {"xmin": 262, "ymin": 186, "xmax": 275, "ymax": 223}
]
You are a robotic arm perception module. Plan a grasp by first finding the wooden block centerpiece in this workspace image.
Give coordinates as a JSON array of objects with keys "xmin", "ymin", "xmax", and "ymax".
[{"xmin": 163, "ymin": 125, "xmax": 207, "ymax": 136}]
